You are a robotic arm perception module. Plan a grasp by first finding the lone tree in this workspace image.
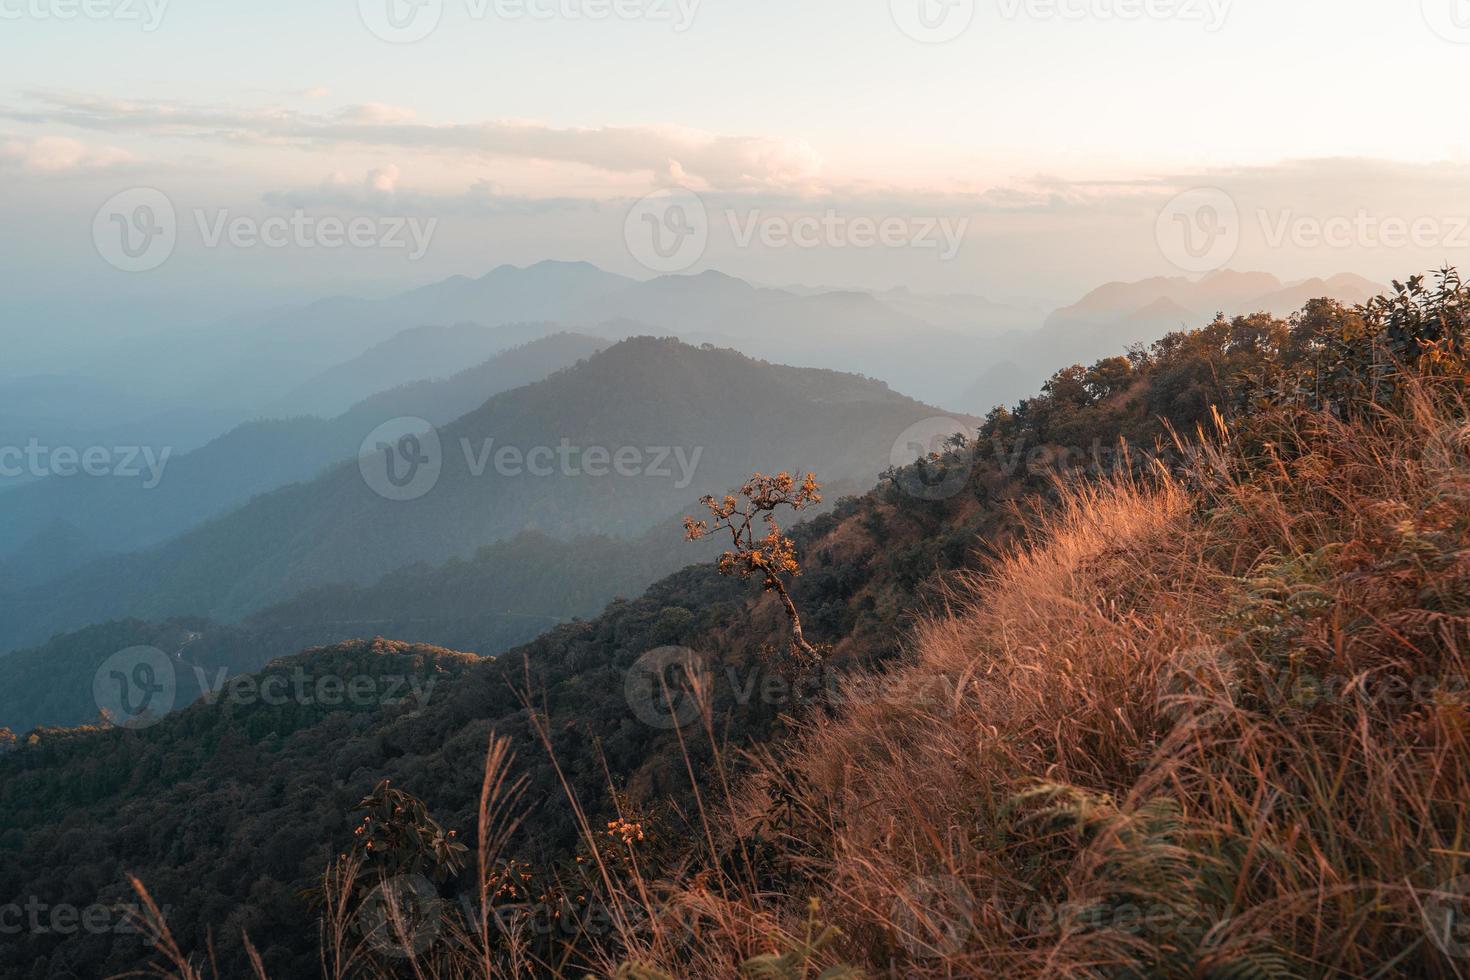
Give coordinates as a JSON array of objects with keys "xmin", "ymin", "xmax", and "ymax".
[{"xmin": 684, "ymin": 471, "xmax": 822, "ymax": 658}]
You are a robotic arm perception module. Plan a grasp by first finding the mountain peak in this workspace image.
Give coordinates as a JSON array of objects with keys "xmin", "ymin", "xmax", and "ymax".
[{"xmin": 480, "ymin": 258, "xmax": 609, "ymax": 280}]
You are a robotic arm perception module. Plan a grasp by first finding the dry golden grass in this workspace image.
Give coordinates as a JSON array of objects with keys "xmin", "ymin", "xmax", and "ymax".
[{"xmin": 618, "ymin": 383, "xmax": 1470, "ymax": 978}]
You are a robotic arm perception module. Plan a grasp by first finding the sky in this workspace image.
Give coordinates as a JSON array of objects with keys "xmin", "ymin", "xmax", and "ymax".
[{"xmin": 3, "ymin": 0, "xmax": 1470, "ymax": 363}]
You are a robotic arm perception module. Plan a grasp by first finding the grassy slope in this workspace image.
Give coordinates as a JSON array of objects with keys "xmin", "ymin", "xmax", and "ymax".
[{"xmin": 616, "ymin": 334, "xmax": 1470, "ymax": 974}]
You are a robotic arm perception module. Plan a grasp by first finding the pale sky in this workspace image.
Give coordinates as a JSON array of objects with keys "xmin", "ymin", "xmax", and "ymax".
[{"xmin": 3, "ymin": 0, "xmax": 1469, "ymax": 359}]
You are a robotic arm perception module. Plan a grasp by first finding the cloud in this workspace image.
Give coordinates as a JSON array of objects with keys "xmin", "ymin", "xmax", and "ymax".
[
  {"xmin": 863, "ymin": 156, "xmax": 1470, "ymax": 221},
  {"xmin": 5, "ymin": 91, "xmax": 824, "ymax": 192},
  {"xmin": 337, "ymin": 103, "xmax": 417, "ymax": 125},
  {"xmin": 11, "ymin": 90, "xmax": 1466, "ymax": 243},
  {"xmin": 261, "ymin": 168, "xmax": 597, "ymax": 216},
  {"xmin": 0, "ymin": 135, "xmax": 135, "ymax": 174},
  {"xmin": 366, "ymin": 164, "xmax": 400, "ymax": 193}
]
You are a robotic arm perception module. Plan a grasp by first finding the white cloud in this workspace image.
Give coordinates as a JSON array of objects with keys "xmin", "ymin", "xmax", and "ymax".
[
  {"xmin": 260, "ymin": 168, "xmax": 596, "ymax": 216},
  {"xmin": 366, "ymin": 164, "xmax": 401, "ymax": 193},
  {"xmin": 0, "ymin": 135, "xmax": 134, "ymax": 174},
  {"xmin": 5, "ymin": 91, "xmax": 824, "ymax": 192},
  {"xmin": 337, "ymin": 103, "xmax": 417, "ymax": 125}
]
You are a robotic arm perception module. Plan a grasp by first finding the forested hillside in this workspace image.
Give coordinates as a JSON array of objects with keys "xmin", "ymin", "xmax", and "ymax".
[
  {"xmin": 2, "ymin": 272, "xmax": 1465, "ymax": 978},
  {"xmin": 610, "ymin": 270, "xmax": 1470, "ymax": 978}
]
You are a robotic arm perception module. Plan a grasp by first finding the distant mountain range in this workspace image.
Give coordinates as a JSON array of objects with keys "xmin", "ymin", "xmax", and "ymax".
[
  {"xmin": 0, "ymin": 333, "xmax": 606, "ymax": 581},
  {"xmin": 5, "ymin": 263, "xmax": 1382, "ymax": 467},
  {"xmin": 0, "ymin": 338, "xmax": 962, "ymax": 653},
  {"xmin": 0, "ymin": 522, "xmax": 688, "ymax": 734},
  {"xmin": 0, "ymin": 261, "xmax": 1383, "ymax": 655},
  {"xmin": 0, "ymin": 470, "xmax": 890, "ymax": 734},
  {"xmin": 957, "ymin": 271, "xmax": 1383, "ymax": 412},
  {"xmin": 45, "ymin": 261, "xmax": 1025, "ymax": 422},
  {"xmin": 264, "ymin": 321, "xmax": 563, "ymax": 420},
  {"xmin": 1042, "ymin": 270, "xmax": 1381, "ymax": 334},
  {"xmin": 0, "ymin": 376, "xmax": 242, "ymax": 494}
]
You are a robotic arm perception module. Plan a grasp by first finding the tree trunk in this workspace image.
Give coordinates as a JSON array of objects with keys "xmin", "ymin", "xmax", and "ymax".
[{"xmin": 769, "ymin": 577, "xmax": 819, "ymax": 659}]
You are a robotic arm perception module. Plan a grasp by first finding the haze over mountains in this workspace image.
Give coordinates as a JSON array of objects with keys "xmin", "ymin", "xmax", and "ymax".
[
  {"xmin": 0, "ymin": 257, "xmax": 1444, "ymax": 980},
  {"xmin": 91, "ymin": 261, "xmax": 1009, "ymax": 412},
  {"xmin": 7, "ymin": 1, "xmax": 1463, "ymax": 972},
  {"xmin": 5, "ymin": 263, "xmax": 1378, "ymax": 474},
  {"xmin": 959, "ymin": 270, "xmax": 1383, "ymax": 410},
  {"xmin": 0, "ymin": 262, "xmax": 1381, "ymax": 658},
  {"xmin": 5, "ymin": 265, "xmax": 1443, "ymax": 978},
  {"xmin": 0, "ymin": 337, "xmax": 959, "ymax": 654},
  {"xmin": 264, "ymin": 321, "xmax": 571, "ymax": 420},
  {"xmin": 0, "ymin": 333, "xmax": 606, "ymax": 576}
]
